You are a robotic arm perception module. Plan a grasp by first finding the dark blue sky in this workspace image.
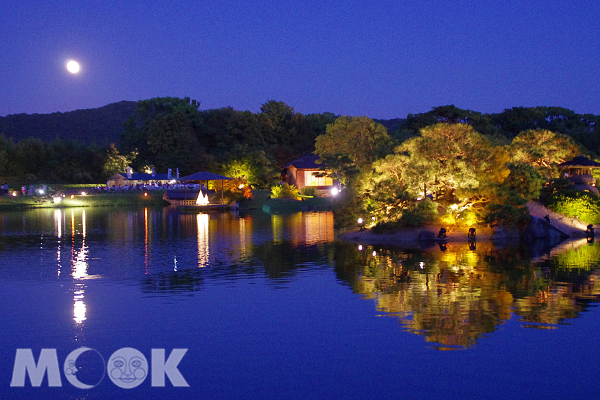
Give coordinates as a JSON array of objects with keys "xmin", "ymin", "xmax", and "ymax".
[{"xmin": 1, "ymin": 0, "xmax": 599, "ymax": 119}]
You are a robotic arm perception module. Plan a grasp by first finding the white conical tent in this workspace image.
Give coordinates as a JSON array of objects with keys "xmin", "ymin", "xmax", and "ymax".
[{"xmin": 179, "ymin": 172, "xmax": 233, "ymax": 204}]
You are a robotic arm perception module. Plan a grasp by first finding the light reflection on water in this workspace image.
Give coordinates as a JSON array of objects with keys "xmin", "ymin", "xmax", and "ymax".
[
  {"xmin": 1, "ymin": 207, "xmax": 599, "ymax": 344},
  {"xmin": 343, "ymin": 240, "xmax": 600, "ymax": 349},
  {"xmin": 0, "ymin": 206, "xmax": 599, "ymax": 398}
]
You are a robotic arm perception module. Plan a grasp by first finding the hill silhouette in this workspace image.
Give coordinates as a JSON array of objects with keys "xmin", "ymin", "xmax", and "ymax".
[{"xmin": 0, "ymin": 101, "xmax": 136, "ymax": 146}]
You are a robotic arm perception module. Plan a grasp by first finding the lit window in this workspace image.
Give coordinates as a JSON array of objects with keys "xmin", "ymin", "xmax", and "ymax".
[{"xmin": 305, "ymin": 171, "xmax": 333, "ymax": 187}]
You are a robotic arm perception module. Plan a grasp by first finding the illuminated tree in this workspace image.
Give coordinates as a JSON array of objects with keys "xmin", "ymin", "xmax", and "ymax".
[
  {"xmin": 510, "ymin": 129, "xmax": 582, "ymax": 179},
  {"xmin": 315, "ymin": 116, "xmax": 393, "ymax": 168},
  {"xmin": 219, "ymin": 148, "xmax": 279, "ymax": 189},
  {"xmin": 102, "ymin": 143, "xmax": 137, "ymax": 179},
  {"xmin": 398, "ymin": 123, "xmax": 510, "ymax": 202},
  {"xmin": 359, "ymin": 153, "xmax": 411, "ymax": 224}
]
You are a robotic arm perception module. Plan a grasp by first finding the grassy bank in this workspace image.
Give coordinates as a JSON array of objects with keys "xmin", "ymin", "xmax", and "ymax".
[
  {"xmin": 0, "ymin": 188, "xmax": 335, "ymax": 213},
  {"xmin": 0, "ymin": 191, "xmax": 166, "ymax": 210},
  {"xmin": 241, "ymin": 190, "xmax": 334, "ymax": 213}
]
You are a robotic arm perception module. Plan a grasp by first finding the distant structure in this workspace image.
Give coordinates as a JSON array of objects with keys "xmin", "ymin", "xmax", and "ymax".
[
  {"xmin": 282, "ymin": 154, "xmax": 335, "ymax": 195},
  {"xmin": 557, "ymin": 155, "xmax": 600, "ymax": 195},
  {"xmin": 107, "ymin": 167, "xmax": 172, "ymax": 188}
]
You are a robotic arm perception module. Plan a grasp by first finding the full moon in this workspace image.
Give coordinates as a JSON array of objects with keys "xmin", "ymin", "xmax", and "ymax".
[{"xmin": 66, "ymin": 60, "xmax": 80, "ymax": 74}]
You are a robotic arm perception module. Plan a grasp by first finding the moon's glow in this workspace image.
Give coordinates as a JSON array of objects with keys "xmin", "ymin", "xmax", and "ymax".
[{"xmin": 66, "ymin": 60, "xmax": 80, "ymax": 74}]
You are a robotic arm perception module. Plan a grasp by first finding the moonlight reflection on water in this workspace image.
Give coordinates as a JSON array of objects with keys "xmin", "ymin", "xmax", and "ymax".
[{"xmin": 0, "ymin": 206, "xmax": 598, "ymax": 399}]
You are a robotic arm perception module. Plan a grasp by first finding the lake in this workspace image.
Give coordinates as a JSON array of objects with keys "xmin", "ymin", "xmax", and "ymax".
[{"xmin": 0, "ymin": 206, "xmax": 599, "ymax": 399}]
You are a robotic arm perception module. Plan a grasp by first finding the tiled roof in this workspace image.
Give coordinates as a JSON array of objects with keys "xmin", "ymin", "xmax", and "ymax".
[
  {"xmin": 284, "ymin": 153, "xmax": 322, "ymax": 169},
  {"xmin": 557, "ymin": 155, "xmax": 600, "ymax": 168}
]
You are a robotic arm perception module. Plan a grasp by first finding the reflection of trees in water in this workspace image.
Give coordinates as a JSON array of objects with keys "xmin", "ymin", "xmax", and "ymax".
[
  {"xmin": 142, "ymin": 270, "xmax": 203, "ymax": 293},
  {"xmin": 141, "ymin": 241, "xmax": 334, "ymax": 292},
  {"xmin": 333, "ymin": 242, "xmax": 600, "ymax": 349},
  {"xmin": 245, "ymin": 241, "xmax": 333, "ymax": 280}
]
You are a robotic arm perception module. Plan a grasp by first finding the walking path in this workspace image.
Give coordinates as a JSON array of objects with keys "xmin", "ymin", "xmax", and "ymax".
[{"xmin": 526, "ymin": 200, "xmax": 589, "ymax": 238}]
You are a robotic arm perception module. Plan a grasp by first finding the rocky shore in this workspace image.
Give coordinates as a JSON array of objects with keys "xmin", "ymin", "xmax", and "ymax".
[{"xmin": 338, "ymin": 201, "xmax": 593, "ymax": 247}]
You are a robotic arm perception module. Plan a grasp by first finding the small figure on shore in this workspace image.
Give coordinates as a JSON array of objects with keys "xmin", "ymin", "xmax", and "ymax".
[
  {"xmin": 586, "ymin": 224, "xmax": 594, "ymax": 238},
  {"xmin": 438, "ymin": 228, "xmax": 447, "ymax": 239}
]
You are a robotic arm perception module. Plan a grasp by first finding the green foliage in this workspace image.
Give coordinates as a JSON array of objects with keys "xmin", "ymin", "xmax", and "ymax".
[
  {"xmin": 300, "ymin": 186, "xmax": 317, "ymax": 196},
  {"xmin": 503, "ymin": 162, "xmax": 544, "ymax": 200},
  {"xmin": 219, "ymin": 148, "xmax": 279, "ymax": 189},
  {"xmin": 122, "ymin": 97, "xmax": 204, "ymax": 174},
  {"xmin": 259, "ymin": 100, "xmax": 318, "ymax": 165},
  {"xmin": 510, "ymin": 129, "xmax": 582, "ymax": 179},
  {"xmin": 315, "ymin": 116, "xmax": 393, "ymax": 168},
  {"xmin": 539, "ymin": 178, "xmax": 578, "ymax": 205},
  {"xmin": 270, "ymin": 183, "xmax": 300, "ymax": 200},
  {"xmin": 397, "ymin": 123, "xmax": 510, "ymax": 201},
  {"xmin": 402, "ymin": 198, "xmax": 439, "ymax": 226},
  {"xmin": 547, "ymin": 192, "xmax": 600, "ymax": 224},
  {"xmin": 480, "ymin": 189, "xmax": 530, "ymax": 229},
  {"xmin": 0, "ymin": 133, "xmax": 12, "ymax": 175},
  {"xmin": 399, "ymin": 105, "xmax": 500, "ymax": 139},
  {"xmin": 371, "ymin": 198, "xmax": 438, "ymax": 231},
  {"xmin": 552, "ymin": 242, "xmax": 600, "ymax": 270},
  {"xmin": 360, "ymin": 160, "xmax": 412, "ymax": 225},
  {"xmin": 0, "ymin": 136, "xmax": 105, "ymax": 183},
  {"xmin": 102, "ymin": 143, "xmax": 137, "ymax": 180},
  {"xmin": 314, "ymin": 153, "xmax": 359, "ymax": 187},
  {"xmin": 0, "ymin": 190, "xmax": 165, "ymax": 209}
]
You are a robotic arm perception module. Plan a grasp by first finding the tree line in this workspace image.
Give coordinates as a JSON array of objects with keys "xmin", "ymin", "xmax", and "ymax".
[{"xmin": 1, "ymin": 98, "xmax": 599, "ymax": 194}]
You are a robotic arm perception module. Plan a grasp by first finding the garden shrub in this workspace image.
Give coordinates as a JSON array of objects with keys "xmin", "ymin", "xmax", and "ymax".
[
  {"xmin": 270, "ymin": 183, "xmax": 301, "ymax": 200},
  {"xmin": 300, "ymin": 186, "xmax": 317, "ymax": 197},
  {"xmin": 547, "ymin": 192, "xmax": 600, "ymax": 224}
]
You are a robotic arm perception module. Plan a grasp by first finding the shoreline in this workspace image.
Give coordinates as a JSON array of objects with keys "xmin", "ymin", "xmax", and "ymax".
[
  {"xmin": 338, "ymin": 201, "xmax": 593, "ymax": 248},
  {"xmin": 338, "ymin": 225, "xmax": 498, "ymax": 247}
]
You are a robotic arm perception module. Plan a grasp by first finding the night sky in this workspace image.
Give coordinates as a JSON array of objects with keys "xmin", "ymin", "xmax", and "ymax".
[{"xmin": 2, "ymin": 0, "xmax": 599, "ymax": 119}]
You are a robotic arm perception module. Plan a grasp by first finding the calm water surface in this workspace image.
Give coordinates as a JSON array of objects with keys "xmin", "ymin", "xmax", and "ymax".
[{"xmin": 0, "ymin": 206, "xmax": 599, "ymax": 399}]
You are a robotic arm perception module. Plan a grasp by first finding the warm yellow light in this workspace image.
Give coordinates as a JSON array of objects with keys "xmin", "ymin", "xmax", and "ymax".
[
  {"xmin": 144, "ymin": 193, "xmax": 148, "ymax": 197},
  {"xmin": 80, "ymin": 192, "xmax": 86, "ymax": 196},
  {"xmin": 53, "ymin": 196, "xmax": 62, "ymax": 204},
  {"xmin": 11, "ymin": 191, "xmax": 17, "ymax": 197},
  {"xmin": 70, "ymin": 195, "xmax": 75, "ymax": 199}
]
